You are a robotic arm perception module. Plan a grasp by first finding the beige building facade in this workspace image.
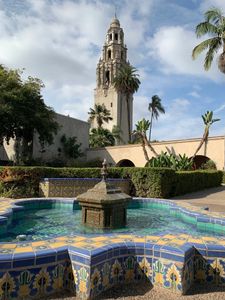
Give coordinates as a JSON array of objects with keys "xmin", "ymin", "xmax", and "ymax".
[
  {"xmin": 92, "ymin": 17, "xmax": 133, "ymax": 144},
  {"xmin": 87, "ymin": 136, "xmax": 225, "ymax": 170}
]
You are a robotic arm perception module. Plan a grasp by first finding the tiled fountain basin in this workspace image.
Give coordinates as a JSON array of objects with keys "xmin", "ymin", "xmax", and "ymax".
[
  {"xmin": 0, "ymin": 197, "xmax": 225, "ymax": 299},
  {"xmin": 39, "ymin": 178, "xmax": 130, "ymax": 197}
]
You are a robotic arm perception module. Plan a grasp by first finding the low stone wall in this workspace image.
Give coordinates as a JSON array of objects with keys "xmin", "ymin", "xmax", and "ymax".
[{"xmin": 39, "ymin": 178, "xmax": 130, "ymax": 197}]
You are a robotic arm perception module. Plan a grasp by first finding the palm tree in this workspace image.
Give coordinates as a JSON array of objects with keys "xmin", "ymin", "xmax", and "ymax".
[
  {"xmin": 113, "ymin": 64, "xmax": 140, "ymax": 142},
  {"xmin": 192, "ymin": 7, "xmax": 225, "ymax": 74},
  {"xmin": 193, "ymin": 111, "xmax": 220, "ymax": 157},
  {"xmin": 88, "ymin": 104, "xmax": 112, "ymax": 128},
  {"xmin": 112, "ymin": 125, "xmax": 124, "ymax": 145},
  {"xmin": 148, "ymin": 95, "xmax": 165, "ymax": 141},
  {"xmin": 133, "ymin": 118, "xmax": 158, "ymax": 162},
  {"xmin": 89, "ymin": 127, "xmax": 115, "ymax": 148}
]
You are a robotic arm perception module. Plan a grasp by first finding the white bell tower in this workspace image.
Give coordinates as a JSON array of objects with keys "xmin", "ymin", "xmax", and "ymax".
[{"xmin": 93, "ymin": 17, "xmax": 133, "ymax": 144}]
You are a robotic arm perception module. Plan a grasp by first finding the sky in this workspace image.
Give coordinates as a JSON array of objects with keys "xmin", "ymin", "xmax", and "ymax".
[{"xmin": 0, "ymin": 0, "xmax": 225, "ymax": 141}]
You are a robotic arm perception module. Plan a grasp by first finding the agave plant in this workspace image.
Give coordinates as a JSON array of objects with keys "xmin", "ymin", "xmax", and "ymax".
[
  {"xmin": 176, "ymin": 154, "xmax": 193, "ymax": 171},
  {"xmin": 147, "ymin": 152, "xmax": 193, "ymax": 171}
]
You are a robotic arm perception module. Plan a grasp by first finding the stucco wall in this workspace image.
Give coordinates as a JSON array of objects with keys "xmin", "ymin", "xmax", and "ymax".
[
  {"xmin": 87, "ymin": 136, "xmax": 225, "ymax": 170},
  {"xmin": 0, "ymin": 113, "xmax": 90, "ymax": 162},
  {"xmin": 32, "ymin": 113, "xmax": 90, "ymax": 160}
]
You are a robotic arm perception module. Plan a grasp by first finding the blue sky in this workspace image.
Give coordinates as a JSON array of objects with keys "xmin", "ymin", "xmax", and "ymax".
[{"xmin": 0, "ymin": 0, "xmax": 225, "ymax": 141}]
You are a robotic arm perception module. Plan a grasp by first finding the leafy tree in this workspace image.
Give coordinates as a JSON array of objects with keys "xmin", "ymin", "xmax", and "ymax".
[
  {"xmin": 193, "ymin": 110, "xmax": 220, "ymax": 157},
  {"xmin": 113, "ymin": 64, "xmax": 140, "ymax": 141},
  {"xmin": 133, "ymin": 118, "xmax": 158, "ymax": 161},
  {"xmin": 192, "ymin": 7, "xmax": 225, "ymax": 73},
  {"xmin": 89, "ymin": 128, "xmax": 115, "ymax": 148},
  {"xmin": 60, "ymin": 134, "xmax": 82, "ymax": 159},
  {"xmin": 0, "ymin": 65, "xmax": 58, "ymax": 164},
  {"xmin": 148, "ymin": 95, "xmax": 165, "ymax": 141},
  {"xmin": 88, "ymin": 103, "xmax": 112, "ymax": 128}
]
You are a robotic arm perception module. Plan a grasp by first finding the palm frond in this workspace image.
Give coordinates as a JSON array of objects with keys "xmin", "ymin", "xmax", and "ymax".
[
  {"xmin": 148, "ymin": 95, "xmax": 165, "ymax": 118},
  {"xmin": 212, "ymin": 118, "xmax": 220, "ymax": 124},
  {"xmin": 113, "ymin": 64, "xmax": 140, "ymax": 94},
  {"xmin": 204, "ymin": 7, "xmax": 223, "ymax": 24},
  {"xmin": 195, "ymin": 22, "xmax": 218, "ymax": 38},
  {"xmin": 204, "ymin": 38, "xmax": 222, "ymax": 70},
  {"xmin": 192, "ymin": 37, "xmax": 221, "ymax": 60}
]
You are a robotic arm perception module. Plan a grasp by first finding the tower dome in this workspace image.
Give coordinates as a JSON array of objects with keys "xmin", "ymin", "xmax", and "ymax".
[{"xmin": 110, "ymin": 17, "xmax": 120, "ymax": 28}]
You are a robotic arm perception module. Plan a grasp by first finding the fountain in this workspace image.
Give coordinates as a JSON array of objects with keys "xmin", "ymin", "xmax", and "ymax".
[{"xmin": 77, "ymin": 159, "xmax": 131, "ymax": 228}]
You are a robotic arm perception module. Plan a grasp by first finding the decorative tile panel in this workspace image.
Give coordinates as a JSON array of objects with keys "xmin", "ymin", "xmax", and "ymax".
[{"xmin": 0, "ymin": 197, "xmax": 224, "ymax": 299}]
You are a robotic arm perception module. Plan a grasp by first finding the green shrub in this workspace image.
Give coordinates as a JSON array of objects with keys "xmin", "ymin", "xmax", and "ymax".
[
  {"xmin": 173, "ymin": 170, "xmax": 223, "ymax": 196},
  {"xmin": 0, "ymin": 166, "xmax": 223, "ymax": 198},
  {"xmin": 223, "ymin": 172, "xmax": 225, "ymax": 184},
  {"xmin": 200, "ymin": 159, "xmax": 217, "ymax": 170},
  {"xmin": 125, "ymin": 168, "xmax": 176, "ymax": 198}
]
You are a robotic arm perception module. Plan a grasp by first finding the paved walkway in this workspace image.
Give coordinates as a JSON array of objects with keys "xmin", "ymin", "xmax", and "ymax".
[{"xmin": 172, "ymin": 185, "xmax": 225, "ymax": 213}]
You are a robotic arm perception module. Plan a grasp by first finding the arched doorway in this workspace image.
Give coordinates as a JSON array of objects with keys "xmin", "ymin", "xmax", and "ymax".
[
  {"xmin": 116, "ymin": 159, "xmax": 135, "ymax": 167},
  {"xmin": 192, "ymin": 155, "xmax": 211, "ymax": 169}
]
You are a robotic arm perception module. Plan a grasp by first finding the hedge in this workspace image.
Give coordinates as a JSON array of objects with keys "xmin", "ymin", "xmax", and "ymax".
[
  {"xmin": 125, "ymin": 167, "xmax": 176, "ymax": 198},
  {"xmin": 0, "ymin": 166, "xmax": 223, "ymax": 199},
  {"xmin": 223, "ymin": 172, "xmax": 225, "ymax": 184},
  {"xmin": 173, "ymin": 170, "xmax": 223, "ymax": 196}
]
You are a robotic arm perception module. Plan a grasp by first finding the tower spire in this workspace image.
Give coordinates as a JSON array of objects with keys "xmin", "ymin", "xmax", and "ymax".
[{"xmin": 114, "ymin": 4, "xmax": 117, "ymax": 19}]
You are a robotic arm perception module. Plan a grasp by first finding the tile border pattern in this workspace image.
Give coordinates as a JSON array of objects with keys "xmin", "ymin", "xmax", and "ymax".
[{"xmin": 0, "ymin": 197, "xmax": 224, "ymax": 299}]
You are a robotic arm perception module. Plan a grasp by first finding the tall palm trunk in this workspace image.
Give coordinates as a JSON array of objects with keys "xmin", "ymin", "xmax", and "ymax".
[
  {"xmin": 141, "ymin": 139, "xmax": 150, "ymax": 162},
  {"xmin": 219, "ymin": 41, "xmax": 225, "ymax": 74},
  {"xmin": 149, "ymin": 110, "xmax": 153, "ymax": 141},
  {"xmin": 126, "ymin": 94, "xmax": 131, "ymax": 142},
  {"xmin": 204, "ymin": 131, "xmax": 209, "ymax": 156},
  {"xmin": 119, "ymin": 95, "xmax": 122, "ymax": 134},
  {"xmin": 143, "ymin": 134, "xmax": 158, "ymax": 157},
  {"xmin": 193, "ymin": 128, "xmax": 209, "ymax": 157}
]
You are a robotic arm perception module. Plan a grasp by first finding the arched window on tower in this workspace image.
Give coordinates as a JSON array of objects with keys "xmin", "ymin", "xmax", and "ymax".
[
  {"xmin": 109, "ymin": 34, "xmax": 112, "ymax": 41},
  {"xmin": 108, "ymin": 49, "xmax": 111, "ymax": 59},
  {"xmin": 120, "ymin": 32, "xmax": 123, "ymax": 42},
  {"xmin": 115, "ymin": 33, "xmax": 118, "ymax": 41},
  {"xmin": 105, "ymin": 70, "xmax": 110, "ymax": 85}
]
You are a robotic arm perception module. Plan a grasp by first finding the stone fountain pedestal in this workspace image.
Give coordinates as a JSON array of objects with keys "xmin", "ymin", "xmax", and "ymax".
[{"xmin": 77, "ymin": 179, "xmax": 131, "ymax": 229}]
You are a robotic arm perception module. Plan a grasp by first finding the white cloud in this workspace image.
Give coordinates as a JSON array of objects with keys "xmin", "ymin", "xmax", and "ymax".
[
  {"xmin": 132, "ymin": 96, "xmax": 203, "ymax": 140},
  {"xmin": 146, "ymin": 25, "xmax": 224, "ymax": 82},
  {"xmin": 152, "ymin": 98, "xmax": 201, "ymax": 140},
  {"xmin": 172, "ymin": 98, "xmax": 190, "ymax": 108},
  {"xmin": 214, "ymin": 103, "xmax": 225, "ymax": 113},
  {"xmin": 200, "ymin": 0, "xmax": 225, "ymax": 12},
  {"xmin": 188, "ymin": 91, "xmax": 201, "ymax": 98},
  {"xmin": 0, "ymin": 0, "xmax": 152, "ymax": 120}
]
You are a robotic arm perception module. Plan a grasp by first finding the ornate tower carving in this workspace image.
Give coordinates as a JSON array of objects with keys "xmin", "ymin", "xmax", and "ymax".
[{"xmin": 93, "ymin": 17, "xmax": 133, "ymax": 144}]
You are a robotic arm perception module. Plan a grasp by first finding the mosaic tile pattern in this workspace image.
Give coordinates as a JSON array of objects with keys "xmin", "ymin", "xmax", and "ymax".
[
  {"xmin": 39, "ymin": 178, "xmax": 130, "ymax": 197},
  {"xmin": 0, "ymin": 197, "xmax": 224, "ymax": 299}
]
